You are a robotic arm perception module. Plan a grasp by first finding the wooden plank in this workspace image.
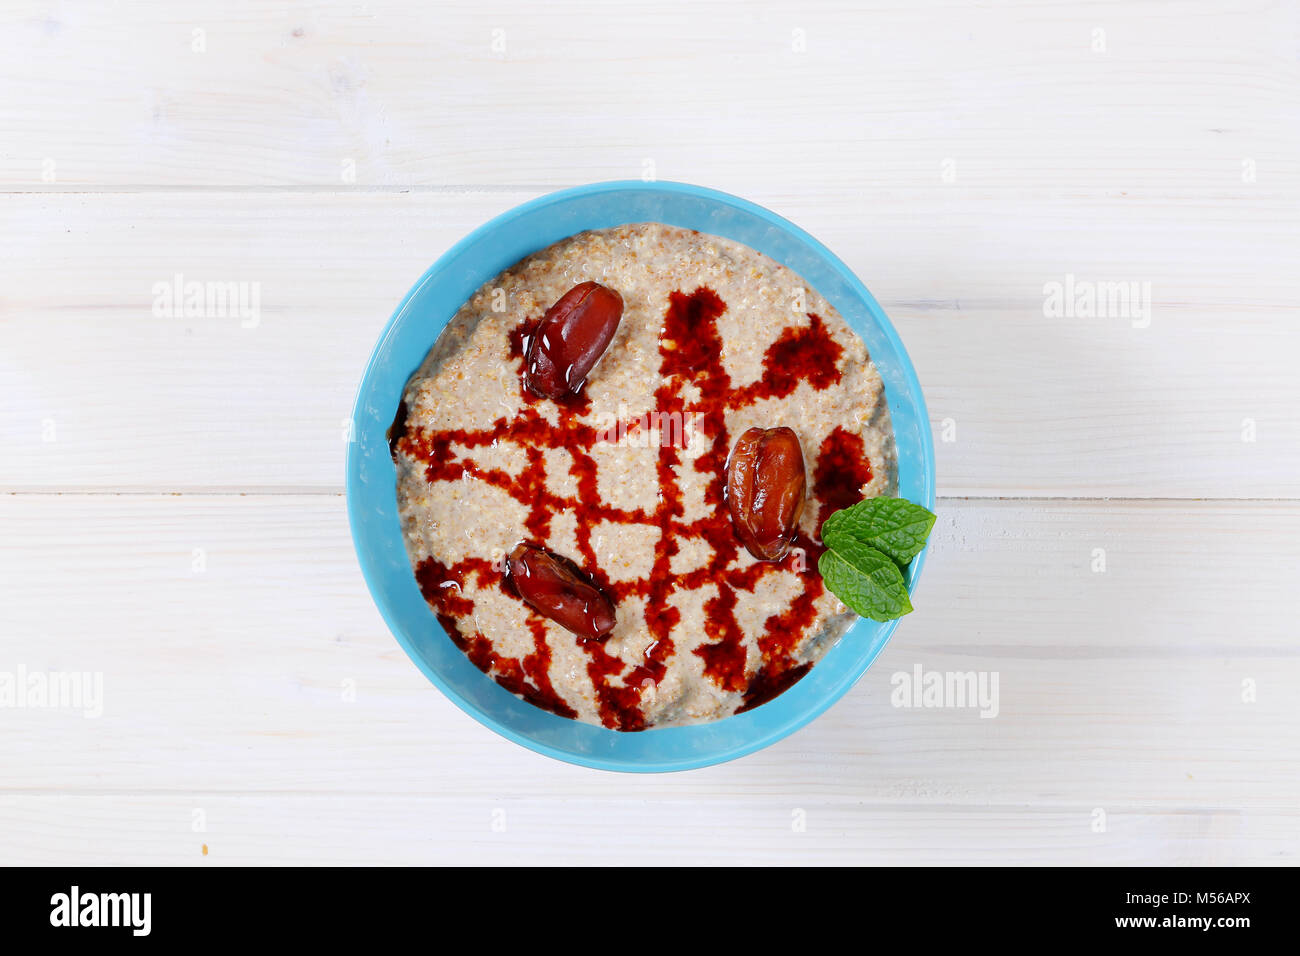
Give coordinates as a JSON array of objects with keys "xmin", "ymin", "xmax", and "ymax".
[
  {"xmin": 1, "ymin": 494, "xmax": 1296, "ymax": 810},
  {"xmin": 1, "ymin": 1, "xmax": 1296, "ymax": 191},
  {"xmin": 3, "ymin": 191, "xmax": 1297, "ymax": 496},
  {"xmin": 1, "ymin": 794, "xmax": 1292, "ymax": 865}
]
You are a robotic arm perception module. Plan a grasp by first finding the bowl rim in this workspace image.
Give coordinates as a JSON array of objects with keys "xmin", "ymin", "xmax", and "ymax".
[{"xmin": 346, "ymin": 180, "xmax": 935, "ymax": 772}]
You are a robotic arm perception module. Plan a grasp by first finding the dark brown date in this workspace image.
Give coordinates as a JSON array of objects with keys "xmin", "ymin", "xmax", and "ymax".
[
  {"xmin": 506, "ymin": 543, "xmax": 617, "ymax": 641},
  {"xmin": 725, "ymin": 426, "xmax": 807, "ymax": 561},
  {"xmin": 524, "ymin": 281, "xmax": 624, "ymax": 399}
]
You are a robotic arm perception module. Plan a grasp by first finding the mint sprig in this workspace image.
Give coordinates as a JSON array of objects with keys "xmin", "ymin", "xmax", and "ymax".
[
  {"xmin": 822, "ymin": 496, "xmax": 937, "ymax": 565},
  {"xmin": 818, "ymin": 543, "xmax": 912, "ymax": 621},
  {"xmin": 818, "ymin": 496, "xmax": 935, "ymax": 622}
]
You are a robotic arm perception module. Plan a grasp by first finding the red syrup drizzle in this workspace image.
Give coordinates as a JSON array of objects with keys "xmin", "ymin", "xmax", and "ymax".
[
  {"xmin": 398, "ymin": 293, "xmax": 862, "ymax": 728},
  {"xmin": 813, "ymin": 426, "xmax": 874, "ymax": 531}
]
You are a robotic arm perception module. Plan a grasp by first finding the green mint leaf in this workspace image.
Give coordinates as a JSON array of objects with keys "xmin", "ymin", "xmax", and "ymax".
[
  {"xmin": 817, "ymin": 540, "xmax": 913, "ymax": 622},
  {"xmin": 821, "ymin": 496, "xmax": 937, "ymax": 565}
]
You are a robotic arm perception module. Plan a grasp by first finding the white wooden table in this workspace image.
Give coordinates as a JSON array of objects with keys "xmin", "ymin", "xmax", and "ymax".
[{"xmin": 2, "ymin": 0, "xmax": 1297, "ymax": 865}]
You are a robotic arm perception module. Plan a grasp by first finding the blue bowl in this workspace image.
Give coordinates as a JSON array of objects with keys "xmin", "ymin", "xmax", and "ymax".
[{"xmin": 347, "ymin": 181, "xmax": 935, "ymax": 772}]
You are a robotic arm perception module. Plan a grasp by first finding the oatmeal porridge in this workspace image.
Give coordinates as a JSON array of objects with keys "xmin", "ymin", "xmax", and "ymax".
[{"xmin": 390, "ymin": 223, "xmax": 895, "ymax": 730}]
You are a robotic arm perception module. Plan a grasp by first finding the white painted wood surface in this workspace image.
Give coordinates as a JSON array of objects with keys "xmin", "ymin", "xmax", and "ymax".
[{"xmin": 2, "ymin": 0, "xmax": 1297, "ymax": 865}]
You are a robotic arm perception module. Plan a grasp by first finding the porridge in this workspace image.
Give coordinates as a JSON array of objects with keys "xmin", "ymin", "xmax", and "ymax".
[{"xmin": 390, "ymin": 223, "xmax": 895, "ymax": 730}]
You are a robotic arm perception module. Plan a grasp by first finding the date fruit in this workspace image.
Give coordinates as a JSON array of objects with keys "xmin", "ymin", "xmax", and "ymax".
[
  {"xmin": 524, "ymin": 281, "xmax": 624, "ymax": 399},
  {"xmin": 506, "ymin": 543, "xmax": 617, "ymax": 641},
  {"xmin": 725, "ymin": 426, "xmax": 807, "ymax": 561}
]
